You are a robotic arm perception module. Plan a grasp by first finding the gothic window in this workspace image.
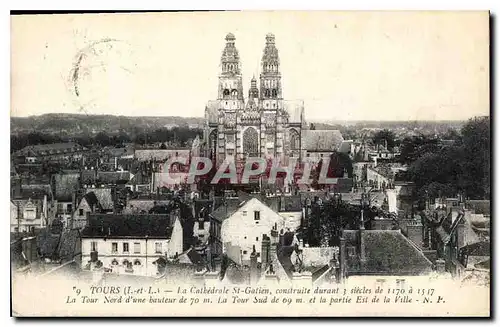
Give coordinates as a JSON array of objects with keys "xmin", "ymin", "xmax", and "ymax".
[
  {"xmin": 209, "ymin": 130, "xmax": 217, "ymax": 159},
  {"xmin": 265, "ymin": 89, "xmax": 271, "ymax": 98},
  {"xmin": 223, "ymin": 89, "xmax": 230, "ymax": 97},
  {"xmin": 243, "ymin": 127, "xmax": 259, "ymax": 157},
  {"xmin": 231, "ymin": 89, "xmax": 238, "ymax": 98},
  {"xmin": 290, "ymin": 129, "xmax": 300, "ymax": 150},
  {"xmin": 272, "ymin": 89, "xmax": 278, "ymax": 98}
]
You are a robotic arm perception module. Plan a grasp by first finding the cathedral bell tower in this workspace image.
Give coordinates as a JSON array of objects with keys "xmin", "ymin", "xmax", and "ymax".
[
  {"xmin": 218, "ymin": 33, "xmax": 245, "ymax": 109},
  {"xmin": 259, "ymin": 33, "xmax": 282, "ymax": 111}
]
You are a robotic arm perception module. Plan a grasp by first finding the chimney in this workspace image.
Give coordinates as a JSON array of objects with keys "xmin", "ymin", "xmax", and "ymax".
[
  {"xmin": 198, "ymin": 216, "xmax": 205, "ymax": 231},
  {"xmin": 339, "ymin": 237, "xmax": 346, "ymax": 283},
  {"xmin": 261, "ymin": 234, "xmax": 270, "ymax": 267},
  {"xmin": 250, "ymin": 245, "xmax": 259, "ymax": 284},
  {"xmin": 435, "ymin": 258, "xmax": 446, "ymax": 274}
]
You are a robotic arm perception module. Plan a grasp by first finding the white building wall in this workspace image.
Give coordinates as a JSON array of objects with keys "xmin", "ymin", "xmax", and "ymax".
[
  {"xmin": 82, "ymin": 238, "xmax": 167, "ymax": 277},
  {"xmin": 167, "ymin": 217, "xmax": 183, "ymax": 258},
  {"xmin": 221, "ymin": 198, "xmax": 285, "ymax": 264},
  {"xmin": 386, "ymin": 189, "xmax": 398, "ymax": 213}
]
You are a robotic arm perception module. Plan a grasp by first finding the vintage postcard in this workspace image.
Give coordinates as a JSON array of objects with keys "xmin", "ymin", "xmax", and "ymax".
[{"xmin": 10, "ymin": 11, "xmax": 490, "ymax": 317}]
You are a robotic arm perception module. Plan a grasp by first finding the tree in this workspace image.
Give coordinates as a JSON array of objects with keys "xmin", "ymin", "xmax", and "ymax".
[
  {"xmin": 95, "ymin": 131, "xmax": 111, "ymax": 147},
  {"xmin": 406, "ymin": 116, "xmax": 490, "ymax": 200},
  {"xmin": 399, "ymin": 134, "xmax": 440, "ymax": 164},
  {"xmin": 372, "ymin": 129, "xmax": 396, "ymax": 151}
]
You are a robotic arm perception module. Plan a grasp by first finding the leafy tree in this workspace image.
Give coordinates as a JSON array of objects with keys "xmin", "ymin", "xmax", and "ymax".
[
  {"xmin": 399, "ymin": 134, "xmax": 440, "ymax": 164},
  {"xmin": 406, "ymin": 116, "xmax": 490, "ymax": 200},
  {"xmin": 372, "ymin": 129, "xmax": 396, "ymax": 151}
]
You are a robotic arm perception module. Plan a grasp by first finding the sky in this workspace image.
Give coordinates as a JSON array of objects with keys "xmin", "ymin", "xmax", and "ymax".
[{"xmin": 11, "ymin": 11, "xmax": 489, "ymax": 121}]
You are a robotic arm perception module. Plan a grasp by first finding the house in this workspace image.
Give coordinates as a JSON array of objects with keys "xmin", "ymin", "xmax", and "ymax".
[
  {"xmin": 83, "ymin": 187, "xmax": 114, "ymax": 212},
  {"xmin": 301, "ymin": 130, "xmax": 345, "ymax": 159},
  {"xmin": 122, "ymin": 195, "xmax": 170, "ymax": 214},
  {"xmin": 71, "ymin": 192, "xmax": 103, "ymax": 229},
  {"xmin": 134, "ymin": 148, "xmax": 191, "ymax": 162},
  {"xmin": 14, "ymin": 142, "xmax": 88, "ymax": 163},
  {"xmin": 52, "ymin": 172, "xmax": 80, "ymax": 226},
  {"xmin": 11, "ymin": 181, "xmax": 50, "ymax": 234},
  {"xmin": 80, "ymin": 213, "xmax": 183, "ymax": 277},
  {"xmin": 96, "ymin": 170, "xmax": 131, "ymax": 186},
  {"xmin": 366, "ymin": 165, "xmax": 394, "ymax": 190},
  {"xmin": 219, "ymin": 197, "xmax": 287, "ymax": 265},
  {"xmin": 423, "ymin": 199, "xmax": 491, "ymax": 276}
]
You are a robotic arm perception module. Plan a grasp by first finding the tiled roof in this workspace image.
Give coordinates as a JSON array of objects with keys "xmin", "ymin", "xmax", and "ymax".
[
  {"xmin": 37, "ymin": 228, "xmax": 61, "ymax": 259},
  {"xmin": 84, "ymin": 188, "xmax": 113, "ymax": 210},
  {"xmin": 16, "ymin": 142, "xmax": 87, "ymax": 157},
  {"xmin": 53, "ymin": 173, "xmax": 80, "ymax": 202},
  {"xmin": 97, "ymin": 171, "xmax": 131, "ymax": 184},
  {"xmin": 461, "ymin": 241, "xmax": 490, "ymax": 257},
  {"xmin": 57, "ymin": 229, "xmax": 82, "ymax": 262},
  {"xmin": 210, "ymin": 198, "xmax": 245, "ymax": 222},
  {"xmin": 343, "ymin": 229, "xmax": 433, "ymax": 276},
  {"xmin": 301, "ymin": 130, "xmax": 344, "ymax": 152},
  {"xmin": 82, "ymin": 192, "xmax": 102, "ymax": 211},
  {"xmin": 134, "ymin": 149, "xmax": 191, "ymax": 162},
  {"xmin": 81, "ymin": 214, "xmax": 174, "ymax": 239},
  {"xmin": 178, "ymin": 247, "xmax": 204, "ymax": 265},
  {"xmin": 123, "ymin": 199, "xmax": 170, "ymax": 214}
]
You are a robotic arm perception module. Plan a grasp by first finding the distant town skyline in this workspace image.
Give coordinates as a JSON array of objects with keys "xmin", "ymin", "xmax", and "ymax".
[{"xmin": 11, "ymin": 11, "xmax": 489, "ymax": 121}]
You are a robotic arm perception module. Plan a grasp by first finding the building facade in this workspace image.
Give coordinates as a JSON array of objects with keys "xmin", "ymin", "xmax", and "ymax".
[
  {"xmin": 81, "ymin": 214, "xmax": 183, "ymax": 277},
  {"xmin": 204, "ymin": 33, "xmax": 307, "ymax": 165}
]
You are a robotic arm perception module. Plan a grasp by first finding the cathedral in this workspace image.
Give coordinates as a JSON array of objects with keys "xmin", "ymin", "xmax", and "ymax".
[{"xmin": 204, "ymin": 33, "xmax": 349, "ymax": 167}]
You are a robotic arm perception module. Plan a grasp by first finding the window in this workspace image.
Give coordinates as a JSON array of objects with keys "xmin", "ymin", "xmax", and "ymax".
[
  {"xmin": 111, "ymin": 242, "xmax": 118, "ymax": 253},
  {"xmin": 243, "ymin": 250, "xmax": 248, "ymax": 255},
  {"xmin": 155, "ymin": 242, "xmax": 162, "ymax": 254},
  {"xmin": 254, "ymin": 211, "xmax": 260, "ymax": 220},
  {"xmin": 79, "ymin": 209, "xmax": 84, "ymax": 216},
  {"xmin": 133, "ymin": 242, "xmax": 141, "ymax": 254},
  {"xmin": 242, "ymin": 211, "xmax": 247, "ymax": 216},
  {"xmin": 123, "ymin": 243, "xmax": 129, "ymax": 253},
  {"xmin": 256, "ymin": 237, "xmax": 259, "ymax": 241},
  {"xmin": 91, "ymin": 241, "xmax": 98, "ymax": 252}
]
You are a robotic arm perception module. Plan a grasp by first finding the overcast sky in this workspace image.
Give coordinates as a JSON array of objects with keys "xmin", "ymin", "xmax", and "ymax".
[{"xmin": 11, "ymin": 11, "xmax": 489, "ymax": 121}]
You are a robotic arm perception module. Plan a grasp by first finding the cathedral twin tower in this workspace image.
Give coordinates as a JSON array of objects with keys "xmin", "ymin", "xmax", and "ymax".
[{"xmin": 205, "ymin": 33, "xmax": 305, "ymax": 164}]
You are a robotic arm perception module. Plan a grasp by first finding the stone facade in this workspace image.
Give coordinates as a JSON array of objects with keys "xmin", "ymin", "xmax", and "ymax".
[{"xmin": 204, "ymin": 33, "xmax": 306, "ymax": 165}]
